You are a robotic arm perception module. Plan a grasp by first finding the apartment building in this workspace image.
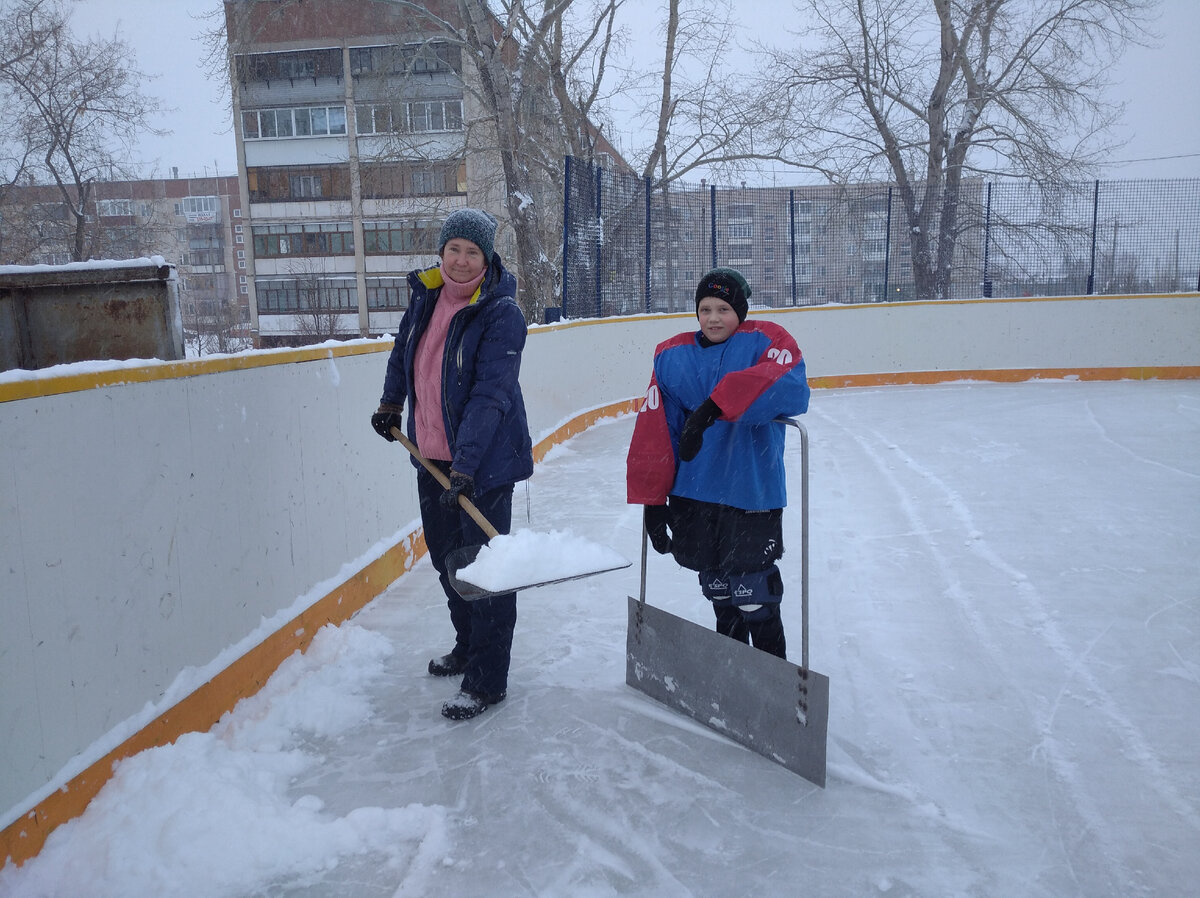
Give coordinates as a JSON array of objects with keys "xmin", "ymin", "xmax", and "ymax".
[{"xmin": 224, "ymin": 0, "xmax": 516, "ymax": 346}]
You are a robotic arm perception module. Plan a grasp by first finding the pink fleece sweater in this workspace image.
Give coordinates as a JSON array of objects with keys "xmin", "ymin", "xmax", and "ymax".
[{"xmin": 412, "ymin": 265, "xmax": 486, "ymax": 461}]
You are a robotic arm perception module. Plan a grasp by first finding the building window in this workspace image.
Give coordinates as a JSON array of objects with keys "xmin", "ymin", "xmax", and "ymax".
[
  {"xmin": 96, "ymin": 199, "xmax": 132, "ymax": 217},
  {"xmin": 245, "ymin": 105, "xmax": 348, "ymax": 140},
  {"xmin": 186, "ymin": 248, "xmax": 224, "ymax": 267},
  {"xmin": 359, "ymin": 161, "xmax": 462, "ymax": 199},
  {"xmin": 279, "ymin": 56, "xmax": 314, "ymax": 79},
  {"xmin": 248, "ymin": 165, "xmax": 351, "ymax": 202},
  {"xmin": 366, "ymin": 277, "xmax": 408, "ymax": 309},
  {"xmin": 357, "ymin": 104, "xmax": 391, "ymax": 134},
  {"xmin": 411, "ymin": 170, "xmax": 439, "ymax": 195},
  {"xmin": 361, "ymin": 219, "xmax": 438, "ymax": 254},
  {"xmin": 252, "ymin": 222, "xmax": 355, "ymax": 257},
  {"xmin": 256, "ymin": 277, "xmax": 358, "ymax": 312},
  {"xmin": 289, "ymin": 174, "xmax": 323, "ymax": 198},
  {"xmin": 177, "ymin": 196, "xmax": 219, "ymax": 223},
  {"xmin": 408, "ymin": 100, "xmax": 453, "ymax": 132},
  {"xmin": 237, "ymin": 48, "xmax": 342, "ymax": 83},
  {"xmin": 356, "ymin": 100, "xmax": 463, "ymax": 135},
  {"xmin": 348, "ymin": 42, "xmax": 462, "ymax": 77}
]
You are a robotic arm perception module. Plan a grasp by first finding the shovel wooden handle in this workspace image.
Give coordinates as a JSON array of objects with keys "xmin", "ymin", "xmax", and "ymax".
[{"xmin": 390, "ymin": 426, "xmax": 500, "ymax": 539}]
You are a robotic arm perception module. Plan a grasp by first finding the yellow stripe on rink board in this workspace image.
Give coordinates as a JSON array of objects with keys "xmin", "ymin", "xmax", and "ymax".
[
  {"xmin": 0, "ymin": 527, "xmax": 425, "ymax": 868},
  {"xmin": 533, "ymin": 398, "xmax": 643, "ymax": 462}
]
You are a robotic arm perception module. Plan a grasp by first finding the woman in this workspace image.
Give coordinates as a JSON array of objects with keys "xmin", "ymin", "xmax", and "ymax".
[
  {"xmin": 371, "ymin": 208, "xmax": 533, "ymax": 720},
  {"xmin": 626, "ymin": 267, "xmax": 809, "ymax": 657}
]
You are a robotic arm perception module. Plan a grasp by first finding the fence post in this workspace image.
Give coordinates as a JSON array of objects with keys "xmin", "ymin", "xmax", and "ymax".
[
  {"xmin": 594, "ymin": 165, "xmax": 603, "ymax": 318},
  {"xmin": 644, "ymin": 177, "xmax": 652, "ymax": 313},
  {"xmin": 982, "ymin": 182, "xmax": 992, "ymax": 297},
  {"xmin": 883, "ymin": 186, "xmax": 893, "ymax": 301},
  {"xmin": 709, "ymin": 183, "xmax": 718, "ymax": 268},
  {"xmin": 561, "ymin": 155, "xmax": 572, "ymax": 318},
  {"xmin": 789, "ymin": 189, "xmax": 797, "ymax": 306},
  {"xmin": 1086, "ymin": 179, "xmax": 1099, "ymax": 295}
]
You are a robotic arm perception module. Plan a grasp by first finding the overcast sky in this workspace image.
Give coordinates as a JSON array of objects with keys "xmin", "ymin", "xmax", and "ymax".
[{"xmin": 69, "ymin": 0, "xmax": 1200, "ymax": 182}]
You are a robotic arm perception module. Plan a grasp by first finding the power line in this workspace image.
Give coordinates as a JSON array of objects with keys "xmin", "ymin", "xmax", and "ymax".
[{"xmin": 1103, "ymin": 152, "xmax": 1200, "ymax": 165}]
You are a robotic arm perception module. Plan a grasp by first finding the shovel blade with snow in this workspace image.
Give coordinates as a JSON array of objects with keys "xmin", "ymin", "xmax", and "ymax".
[
  {"xmin": 626, "ymin": 418, "xmax": 829, "ymax": 787},
  {"xmin": 392, "ymin": 427, "xmax": 629, "ymax": 600}
]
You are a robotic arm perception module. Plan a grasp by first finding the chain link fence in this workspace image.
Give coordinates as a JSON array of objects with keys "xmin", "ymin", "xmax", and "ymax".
[{"xmin": 560, "ymin": 156, "xmax": 1200, "ymax": 320}]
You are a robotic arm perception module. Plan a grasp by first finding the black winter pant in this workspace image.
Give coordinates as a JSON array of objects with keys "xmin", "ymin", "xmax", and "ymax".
[
  {"xmin": 712, "ymin": 603, "xmax": 787, "ymax": 658},
  {"xmin": 667, "ymin": 495, "xmax": 788, "ymax": 659},
  {"xmin": 417, "ymin": 464, "xmax": 517, "ymax": 700}
]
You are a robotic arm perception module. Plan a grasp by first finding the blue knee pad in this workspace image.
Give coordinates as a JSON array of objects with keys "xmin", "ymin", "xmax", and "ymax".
[
  {"xmin": 729, "ymin": 566, "xmax": 783, "ymax": 621},
  {"xmin": 699, "ymin": 570, "xmax": 731, "ymax": 606}
]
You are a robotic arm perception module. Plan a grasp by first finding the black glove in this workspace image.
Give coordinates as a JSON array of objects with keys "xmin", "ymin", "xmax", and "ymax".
[
  {"xmin": 644, "ymin": 505, "xmax": 672, "ymax": 555},
  {"xmin": 677, "ymin": 397, "xmax": 722, "ymax": 462},
  {"xmin": 371, "ymin": 402, "xmax": 404, "ymax": 442},
  {"xmin": 439, "ymin": 470, "xmax": 475, "ymax": 510}
]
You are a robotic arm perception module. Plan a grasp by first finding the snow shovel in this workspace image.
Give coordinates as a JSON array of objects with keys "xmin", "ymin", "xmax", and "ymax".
[
  {"xmin": 625, "ymin": 418, "xmax": 829, "ymax": 787},
  {"xmin": 391, "ymin": 427, "xmax": 629, "ymax": 599}
]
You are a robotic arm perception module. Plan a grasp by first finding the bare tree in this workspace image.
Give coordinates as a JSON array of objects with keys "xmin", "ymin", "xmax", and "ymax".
[
  {"xmin": 180, "ymin": 268, "xmax": 252, "ymax": 357},
  {"xmin": 379, "ymin": 0, "xmax": 626, "ymax": 323},
  {"xmin": 635, "ymin": 0, "xmax": 796, "ymax": 190},
  {"xmin": 0, "ymin": 0, "xmax": 64, "ymax": 203},
  {"xmin": 0, "ymin": 0, "xmax": 165, "ymax": 261},
  {"xmin": 758, "ymin": 0, "xmax": 1157, "ymax": 300},
  {"xmin": 289, "ymin": 257, "xmax": 353, "ymax": 343}
]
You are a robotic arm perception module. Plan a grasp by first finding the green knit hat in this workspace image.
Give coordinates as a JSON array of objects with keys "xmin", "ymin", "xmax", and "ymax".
[
  {"xmin": 696, "ymin": 267, "xmax": 751, "ymax": 322},
  {"xmin": 438, "ymin": 208, "xmax": 498, "ymax": 261}
]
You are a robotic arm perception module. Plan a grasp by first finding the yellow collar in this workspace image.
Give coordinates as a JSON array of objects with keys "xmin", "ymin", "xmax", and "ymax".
[{"xmin": 418, "ymin": 266, "xmax": 482, "ymax": 303}]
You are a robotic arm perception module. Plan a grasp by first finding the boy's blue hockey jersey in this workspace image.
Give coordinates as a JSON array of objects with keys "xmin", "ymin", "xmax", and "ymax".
[{"xmin": 626, "ymin": 319, "xmax": 810, "ymax": 511}]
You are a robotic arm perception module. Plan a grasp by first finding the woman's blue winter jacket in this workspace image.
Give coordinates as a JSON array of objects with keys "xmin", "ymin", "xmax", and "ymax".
[{"xmin": 379, "ymin": 256, "xmax": 533, "ymax": 495}]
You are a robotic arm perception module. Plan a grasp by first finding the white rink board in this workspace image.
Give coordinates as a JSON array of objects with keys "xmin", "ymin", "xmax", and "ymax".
[{"xmin": 1, "ymin": 292, "xmax": 1197, "ymax": 829}]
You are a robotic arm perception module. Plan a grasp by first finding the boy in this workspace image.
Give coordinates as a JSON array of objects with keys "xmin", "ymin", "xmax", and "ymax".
[{"xmin": 626, "ymin": 268, "xmax": 809, "ymax": 656}]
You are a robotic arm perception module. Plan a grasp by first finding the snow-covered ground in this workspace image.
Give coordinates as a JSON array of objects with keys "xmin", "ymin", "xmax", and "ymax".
[{"xmin": 3, "ymin": 380, "xmax": 1198, "ymax": 898}]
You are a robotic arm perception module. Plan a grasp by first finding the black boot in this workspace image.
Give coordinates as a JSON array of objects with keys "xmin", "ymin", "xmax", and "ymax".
[
  {"xmin": 441, "ymin": 689, "xmax": 506, "ymax": 720},
  {"xmin": 428, "ymin": 653, "xmax": 467, "ymax": 677}
]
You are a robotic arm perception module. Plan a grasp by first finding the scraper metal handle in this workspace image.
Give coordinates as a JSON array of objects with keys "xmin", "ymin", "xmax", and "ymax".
[{"xmin": 777, "ymin": 418, "xmax": 810, "ymax": 674}]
